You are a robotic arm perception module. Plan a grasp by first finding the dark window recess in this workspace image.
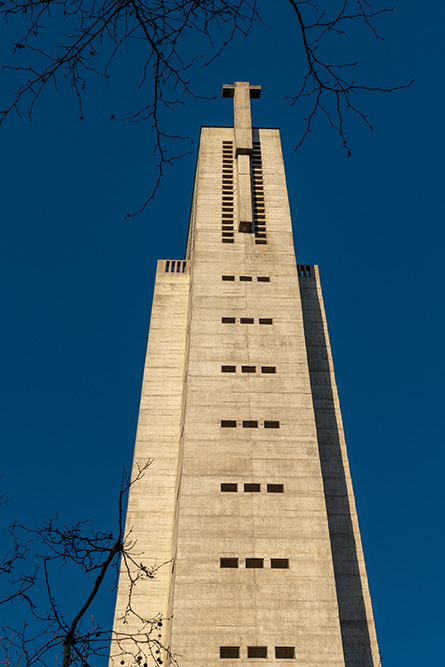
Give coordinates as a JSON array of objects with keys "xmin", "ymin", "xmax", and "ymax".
[
  {"xmin": 243, "ymin": 420, "xmax": 258, "ymax": 428},
  {"xmin": 222, "ymin": 226, "xmax": 234, "ymax": 231},
  {"xmin": 221, "ymin": 366, "xmax": 236, "ymax": 373},
  {"xmin": 241, "ymin": 366, "xmax": 256, "ymax": 373},
  {"xmin": 239, "ymin": 276, "xmax": 252, "ymax": 281},
  {"xmin": 221, "ymin": 420, "xmax": 237, "ymax": 428},
  {"xmin": 222, "ymin": 233, "xmax": 234, "ymax": 238},
  {"xmin": 267, "ymin": 484, "xmax": 284, "ymax": 493},
  {"xmin": 220, "ymin": 647, "xmax": 240, "ymax": 659},
  {"xmin": 240, "ymin": 317, "xmax": 254, "ymax": 324},
  {"xmin": 246, "ymin": 558, "xmax": 264, "ymax": 569},
  {"xmin": 261, "ymin": 366, "xmax": 276, "ymax": 374},
  {"xmin": 248, "ymin": 647, "xmax": 267, "ymax": 659},
  {"xmin": 264, "ymin": 421, "xmax": 280, "ymax": 429},
  {"xmin": 256, "ymin": 240, "xmax": 267, "ymax": 245},
  {"xmin": 220, "ymin": 558, "xmax": 239, "ymax": 568},
  {"xmin": 222, "ymin": 317, "xmax": 236, "ymax": 324},
  {"xmin": 271, "ymin": 558, "xmax": 289, "ymax": 569},
  {"xmin": 244, "ymin": 483, "xmax": 261, "ymax": 492},
  {"xmin": 259, "ymin": 318, "xmax": 273, "ymax": 325},
  {"xmin": 257, "ymin": 276, "xmax": 270, "ymax": 282},
  {"xmin": 221, "ymin": 483, "xmax": 238, "ymax": 492},
  {"xmin": 275, "ymin": 647, "xmax": 295, "ymax": 659},
  {"xmin": 222, "ymin": 239, "xmax": 235, "ymax": 244}
]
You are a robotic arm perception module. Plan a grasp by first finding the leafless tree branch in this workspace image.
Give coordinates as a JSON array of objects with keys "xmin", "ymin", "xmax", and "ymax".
[{"xmin": 0, "ymin": 0, "xmax": 413, "ymax": 209}]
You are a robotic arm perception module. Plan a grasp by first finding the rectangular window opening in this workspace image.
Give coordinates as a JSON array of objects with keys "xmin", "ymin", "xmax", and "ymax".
[
  {"xmin": 220, "ymin": 647, "xmax": 240, "ymax": 659},
  {"xmin": 222, "ymin": 239, "xmax": 235, "ymax": 244},
  {"xmin": 240, "ymin": 317, "xmax": 254, "ymax": 324},
  {"xmin": 221, "ymin": 483, "xmax": 238, "ymax": 492},
  {"xmin": 261, "ymin": 366, "xmax": 276, "ymax": 374},
  {"xmin": 220, "ymin": 558, "xmax": 239, "ymax": 568},
  {"xmin": 257, "ymin": 276, "xmax": 270, "ymax": 282},
  {"xmin": 221, "ymin": 365, "xmax": 236, "ymax": 373},
  {"xmin": 221, "ymin": 317, "xmax": 236, "ymax": 323},
  {"xmin": 222, "ymin": 275, "xmax": 235, "ymax": 281},
  {"xmin": 241, "ymin": 366, "xmax": 256, "ymax": 373},
  {"xmin": 239, "ymin": 276, "xmax": 252, "ymax": 281},
  {"xmin": 245, "ymin": 558, "xmax": 264, "ymax": 569},
  {"xmin": 271, "ymin": 558, "xmax": 289, "ymax": 569},
  {"xmin": 259, "ymin": 318, "xmax": 273, "ymax": 325},
  {"xmin": 243, "ymin": 420, "xmax": 258, "ymax": 428},
  {"xmin": 275, "ymin": 647, "xmax": 295, "ymax": 659},
  {"xmin": 267, "ymin": 484, "xmax": 284, "ymax": 493},
  {"xmin": 244, "ymin": 483, "xmax": 260, "ymax": 492},
  {"xmin": 247, "ymin": 647, "xmax": 267, "ymax": 659},
  {"xmin": 264, "ymin": 421, "xmax": 280, "ymax": 429},
  {"xmin": 221, "ymin": 420, "xmax": 237, "ymax": 428}
]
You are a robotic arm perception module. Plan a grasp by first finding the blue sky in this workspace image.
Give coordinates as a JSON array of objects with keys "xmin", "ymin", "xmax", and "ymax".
[{"xmin": 0, "ymin": 1, "xmax": 444, "ymax": 664}]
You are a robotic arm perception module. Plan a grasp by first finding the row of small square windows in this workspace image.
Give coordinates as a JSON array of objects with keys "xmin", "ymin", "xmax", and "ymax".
[
  {"xmin": 221, "ymin": 483, "xmax": 284, "ymax": 492},
  {"xmin": 222, "ymin": 275, "xmax": 270, "ymax": 282},
  {"xmin": 222, "ymin": 317, "xmax": 273, "ymax": 324},
  {"xmin": 220, "ymin": 647, "xmax": 295, "ymax": 659},
  {"xmin": 221, "ymin": 420, "xmax": 280, "ymax": 428},
  {"xmin": 221, "ymin": 366, "xmax": 276, "ymax": 374},
  {"xmin": 220, "ymin": 558, "xmax": 289, "ymax": 569}
]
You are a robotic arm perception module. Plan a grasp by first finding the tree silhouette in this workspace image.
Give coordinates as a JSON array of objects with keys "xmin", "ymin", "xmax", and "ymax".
[{"xmin": 0, "ymin": 0, "xmax": 412, "ymax": 212}]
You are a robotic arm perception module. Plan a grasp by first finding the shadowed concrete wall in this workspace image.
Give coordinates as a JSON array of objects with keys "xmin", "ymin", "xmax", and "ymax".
[{"xmin": 299, "ymin": 266, "xmax": 380, "ymax": 666}]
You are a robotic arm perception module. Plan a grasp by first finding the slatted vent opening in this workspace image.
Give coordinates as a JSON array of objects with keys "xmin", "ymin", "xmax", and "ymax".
[
  {"xmin": 297, "ymin": 264, "xmax": 313, "ymax": 278},
  {"xmin": 164, "ymin": 260, "xmax": 187, "ymax": 273},
  {"xmin": 252, "ymin": 140, "xmax": 267, "ymax": 245},
  {"xmin": 221, "ymin": 141, "xmax": 234, "ymax": 243}
]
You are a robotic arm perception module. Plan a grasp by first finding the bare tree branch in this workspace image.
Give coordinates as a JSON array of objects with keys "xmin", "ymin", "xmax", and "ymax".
[
  {"xmin": 0, "ymin": 461, "xmax": 173, "ymax": 667},
  {"xmin": 0, "ymin": 1, "xmax": 413, "ymax": 205}
]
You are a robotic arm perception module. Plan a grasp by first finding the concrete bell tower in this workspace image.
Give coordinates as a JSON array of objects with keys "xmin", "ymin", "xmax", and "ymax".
[{"xmin": 109, "ymin": 82, "xmax": 381, "ymax": 667}]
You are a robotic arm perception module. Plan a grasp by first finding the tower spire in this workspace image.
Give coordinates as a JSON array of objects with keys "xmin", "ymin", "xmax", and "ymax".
[{"xmin": 222, "ymin": 81, "xmax": 261, "ymax": 233}]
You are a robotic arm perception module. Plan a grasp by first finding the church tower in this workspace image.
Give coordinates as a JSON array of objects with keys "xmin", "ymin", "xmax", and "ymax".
[{"xmin": 109, "ymin": 82, "xmax": 381, "ymax": 667}]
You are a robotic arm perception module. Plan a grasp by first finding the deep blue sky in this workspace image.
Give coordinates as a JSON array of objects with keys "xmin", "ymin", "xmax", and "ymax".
[{"xmin": 1, "ymin": 1, "xmax": 444, "ymax": 664}]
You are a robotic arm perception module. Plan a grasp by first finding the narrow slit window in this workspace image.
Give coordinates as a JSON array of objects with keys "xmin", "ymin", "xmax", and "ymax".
[
  {"xmin": 245, "ymin": 558, "xmax": 264, "ymax": 568},
  {"xmin": 239, "ymin": 276, "xmax": 252, "ymax": 281},
  {"xmin": 241, "ymin": 366, "xmax": 256, "ymax": 373},
  {"xmin": 257, "ymin": 276, "xmax": 270, "ymax": 282},
  {"xmin": 247, "ymin": 647, "xmax": 267, "ymax": 659},
  {"xmin": 220, "ymin": 647, "xmax": 240, "ymax": 659},
  {"xmin": 221, "ymin": 483, "xmax": 238, "ymax": 492},
  {"xmin": 240, "ymin": 317, "xmax": 254, "ymax": 324},
  {"xmin": 259, "ymin": 318, "xmax": 273, "ymax": 325},
  {"xmin": 244, "ymin": 483, "xmax": 260, "ymax": 492},
  {"xmin": 264, "ymin": 421, "xmax": 280, "ymax": 429},
  {"xmin": 261, "ymin": 366, "xmax": 276, "ymax": 374},
  {"xmin": 267, "ymin": 484, "xmax": 284, "ymax": 493},
  {"xmin": 243, "ymin": 420, "xmax": 258, "ymax": 428},
  {"xmin": 221, "ymin": 420, "xmax": 237, "ymax": 428},
  {"xmin": 220, "ymin": 558, "xmax": 239, "ymax": 568},
  {"xmin": 275, "ymin": 647, "xmax": 295, "ymax": 659},
  {"xmin": 221, "ymin": 366, "xmax": 236, "ymax": 373},
  {"xmin": 222, "ymin": 239, "xmax": 235, "ymax": 244},
  {"xmin": 271, "ymin": 558, "xmax": 289, "ymax": 569},
  {"xmin": 221, "ymin": 317, "xmax": 236, "ymax": 324}
]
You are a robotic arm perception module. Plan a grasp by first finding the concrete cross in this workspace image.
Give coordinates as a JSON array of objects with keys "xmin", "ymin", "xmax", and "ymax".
[
  {"xmin": 222, "ymin": 82, "xmax": 261, "ymax": 155},
  {"xmin": 222, "ymin": 82, "xmax": 261, "ymax": 233}
]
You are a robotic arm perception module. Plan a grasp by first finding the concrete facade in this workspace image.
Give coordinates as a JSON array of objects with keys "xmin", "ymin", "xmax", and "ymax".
[{"xmin": 110, "ymin": 92, "xmax": 380, "ymax": 667}]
